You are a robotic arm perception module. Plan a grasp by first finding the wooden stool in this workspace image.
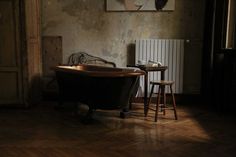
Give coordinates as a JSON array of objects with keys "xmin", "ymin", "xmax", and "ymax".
[{"xmin": 147, "ymin": 80, "xmax": 178, "ymax": 122}]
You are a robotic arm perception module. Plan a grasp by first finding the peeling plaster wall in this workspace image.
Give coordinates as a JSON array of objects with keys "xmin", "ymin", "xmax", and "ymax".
[{"xmin": 42, "ymin": 0, "xmax": 205, "ymax": 94}]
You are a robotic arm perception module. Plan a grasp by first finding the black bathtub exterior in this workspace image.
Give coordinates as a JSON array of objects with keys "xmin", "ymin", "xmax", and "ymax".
[{"xmin": 54, "ymin": 65, "xmax": 145, "ymax": 117}]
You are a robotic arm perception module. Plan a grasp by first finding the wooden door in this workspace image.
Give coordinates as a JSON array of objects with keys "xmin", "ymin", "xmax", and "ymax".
[{"xmin": 0, "ymin": 0, "xmax": 23, "ymax": 104}]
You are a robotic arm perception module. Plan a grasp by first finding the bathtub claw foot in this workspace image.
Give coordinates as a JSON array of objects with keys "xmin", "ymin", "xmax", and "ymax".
[
  {"xmin": 80, "ymin": 108, "xmax": 95, "ymax": 124},
  {"xmin": 120, "ymin": 110, "xmax": 130, "ymax": 118}
]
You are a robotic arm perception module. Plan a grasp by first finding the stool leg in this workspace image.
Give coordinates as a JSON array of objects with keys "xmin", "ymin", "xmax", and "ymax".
[
  {"xmin": 162, "ymin": 85, "xmax": 166, "ymax": 115},
  {"xmin": 155, "ymin": 85, "xmax": 161, "ymax": 122},
  {"xmin": 170, "ymin": 84, "xmax": 178, "ymax": 120},
  {"xmin": 146, "ymin": 84, "xmax": 155, "ymax": 117}
]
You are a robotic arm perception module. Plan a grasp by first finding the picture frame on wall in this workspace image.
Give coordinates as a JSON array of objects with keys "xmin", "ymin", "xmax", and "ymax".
[{"xmin": 106, "ymin": 0, "xmax": 175, "ymax": 12}]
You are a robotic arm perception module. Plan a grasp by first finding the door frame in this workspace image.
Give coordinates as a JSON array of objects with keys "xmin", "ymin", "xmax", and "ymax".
[
  {"xmin": 23, "ymin": 0, "xmax": 42, "ymax": 106},
  {"xmin": 21, "ymin": 0, "xmax": 42, "ymax": 106}
]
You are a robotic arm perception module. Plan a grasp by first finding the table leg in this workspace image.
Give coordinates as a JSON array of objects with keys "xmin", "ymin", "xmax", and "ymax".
[
  {"xmin": 160, "ymin": 70, "xmax": 165, "ymax": 110},
  {"xmin": 144, "ymin": 72, "xmax": 148, "ymax": 116},
  {"xmin": 161, "ymin": 71, "xmax": 165, "ymax": 80}
]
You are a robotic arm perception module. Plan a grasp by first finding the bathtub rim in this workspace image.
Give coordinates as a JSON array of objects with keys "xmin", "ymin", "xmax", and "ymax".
[{"xmin": 53, "ymin": 64, "xmax": 146, "ymax": 77}]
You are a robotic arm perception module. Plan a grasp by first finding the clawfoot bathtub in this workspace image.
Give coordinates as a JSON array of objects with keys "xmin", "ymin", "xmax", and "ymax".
[{"xmin": 54, "ymin": 65, "xmax": 145, "ymax": 118}]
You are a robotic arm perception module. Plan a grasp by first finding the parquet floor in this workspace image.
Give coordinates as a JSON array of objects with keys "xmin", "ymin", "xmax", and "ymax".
[{"xmin": 0, "ymin": 102, "xmax": 236, "ymax": 157}]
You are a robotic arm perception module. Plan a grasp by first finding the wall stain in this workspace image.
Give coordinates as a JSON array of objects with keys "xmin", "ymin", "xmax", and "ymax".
[
  {"xmin": 102, "ymin": 48, "xmax": 119, "ymax": 58},
  {"xmin": 61, "ymin": 0, "xmax": 106, "ymax": 31},
  {"xmin": 42, "ymin": 20, "xmax": 61, "ymax": 32}
]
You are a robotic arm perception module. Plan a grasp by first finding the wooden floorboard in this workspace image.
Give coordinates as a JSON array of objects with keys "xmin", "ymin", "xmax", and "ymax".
[{"xmin": 0, "ymin": 102, "xmax": 235, "ymax": 157}]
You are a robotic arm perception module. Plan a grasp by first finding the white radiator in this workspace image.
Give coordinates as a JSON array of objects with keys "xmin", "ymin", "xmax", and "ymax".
[{"xmin": 135, "ymin": 39, "xmax": 184, "ymax": 94}]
